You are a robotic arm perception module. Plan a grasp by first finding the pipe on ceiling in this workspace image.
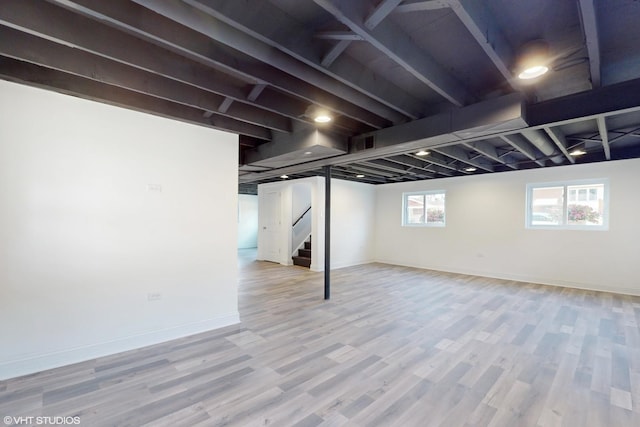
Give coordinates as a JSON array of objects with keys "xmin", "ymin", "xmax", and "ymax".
[{"xmin": 521, "ymin": 129, "xmax": 564, "ymax": 164}]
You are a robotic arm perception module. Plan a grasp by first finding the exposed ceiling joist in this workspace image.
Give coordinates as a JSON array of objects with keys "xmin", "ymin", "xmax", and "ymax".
[
  {"xmin": 2, "ymin": 0, "xmax": 639, "ymax": 188},
  {"xmin": 577, "ymin": 0, "xmax": 601, "ymax": 88},
  {"xmin": 246, "ymin": 83, "xmax": 267, "ymax": 102},
  {"xmin": 218, "ymin": 97, "xmax": 234, "ymax": 113},
  {"xmin": 462, "ymin": 140, "xmax": 518, "ymax": 169},
  {"xmin": 433, "ymin": 145, "xmax": 494, "ymax": 172},
  {"xmin": 385, "ymin": 155, "xmax": 452, "ymax": 176},
  {"xmin": 448, "ymin": 0, "xmax": 517, "ymax": 90},
  {"xmin": 543, "ymin": 127, "xmax": 575, "ymax": 164},
  {"xmin": 596, "ymin": 117, "xmax": 611, "ymax": 160},
  {"xmin": 609, "ymin": 127, "xmax": 640, "ymax": 144},
  {"xmin": 314, "ymin": 31, "xmax": 364, "ymax": 41},
  {"xmin": 175, "ymin": 0, "xmax": 420, "ymax": 121},
  {"xmin": 314, "ymin": 0, "xmax": 471, "ymax": 107},
  {"xmin": 365, "ymin": 0, "xmax": 403, "ymax": 30},
  {"xmin": 321, "ymin": 0, "xmax": 401, "ymax": 68},
  {"xmin": 394, "ymin": 1, "xmax": 450, "ymax": 13},
  {"xmin": 520, "ymin": 129, "xmax": 564, "ymax": 164},
  {"xmin": 0, "ymin": 25, "xmax": 291, "ymax": 134},
  {"xmin": 350, "ymin": 163, "xmax": 403, "ymax": 178},
  {"xmin": 1, "ymin": 1, "xmax": 241, "ymax": 99},
  {"xmin": 331, "ymin": 167, "xmax": 387, "ymax": 183},
  {"xmin": 359, "ymin": 159, "xmax": 425, "ymax": 177},
  {"xmin": 0, "ymin": 58, "xmax": 272, "ymax": 140},
  {"xmin": 499, "ymin": 135, "xmax": 545, "ymax": 167},
  {"xmin": 54, "ymin": 0, "xmax": 389, "ymax": 129},
  {"xmin": 321, "ymin": 40, "xmax": 351, "ymax": 68},
  {"xmin": 407, "ymin": 152, "xmax": 459, "ymax": 172},
  {"xmin": 358, "ymin": 159, "xmax": 410, "ymax": 176}
]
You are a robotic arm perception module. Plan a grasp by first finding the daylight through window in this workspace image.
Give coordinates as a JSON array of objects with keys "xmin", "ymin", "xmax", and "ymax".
[
  {"xmin": 526, "ymin": 180, "xmax": 608, "ymax": 230},
  {"xmin": 402, "ymin": 191, "xmax": 446, "ymax": 226}
]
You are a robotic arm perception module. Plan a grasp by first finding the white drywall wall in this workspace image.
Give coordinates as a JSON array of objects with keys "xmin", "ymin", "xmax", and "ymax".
[
  {"xmin": 238, "ymin": 194, "xmax": 258, "ymax": 248},
  {"xmin": 330, "ymin": 179, "xmax": 376, "ymax": 269},
  {"xmin": 0, "ymin": 80, "xmax": 239, "ymax": 380},
  {"xmin": 257, "ymin": 177, "xmax": 375, "ymax": 270},
  {"xmin": 375, "ymin": 158, "xmax": 640, "ymax": 295}
]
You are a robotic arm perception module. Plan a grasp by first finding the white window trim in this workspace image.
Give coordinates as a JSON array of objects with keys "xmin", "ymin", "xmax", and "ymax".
[
  {"xmin": 402, "ymin": 190, "xmax": 446, "ymax": 227},
  {"xmin": 525, "ymin": 178, "xmax": 609, "ymax": 231}
]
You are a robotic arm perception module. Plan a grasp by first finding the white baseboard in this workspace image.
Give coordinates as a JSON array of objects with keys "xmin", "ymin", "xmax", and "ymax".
[
  {"xmin": 373, "ymin": 259, "xmax": 640, "ymax": 297},
  {"xmin": 0, "ymin": 312, "xmax": 239, "ymax": 381},
  {"xmin": 331, "ymin": 259, "xmax": 375, "ymax": 270},
  {"xmin": 310, "ymin": 258, "xmax": 374, "ymax": 272}
]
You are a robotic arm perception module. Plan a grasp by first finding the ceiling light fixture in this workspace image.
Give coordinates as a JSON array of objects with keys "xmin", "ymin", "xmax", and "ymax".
[
  {"xmin": 464, "ymin": 167, "xmax": 477, "ymax": 172},
  {"xmin": 314, "ymin": 114, "xmax": 332, "ymax": 123},
  {"xmin": 305, "ymin": 105, "xmax": 334, "ymax": 124},
  {"xmin": 518, "ymin": 65, "xmax": 549, "ymax": 80},
  {"xmin": 416, "ymin": 150, "xmax": 430, "ymax": 156},
  {"xmin": 280, "ymin": 174, "xmax": 289, "ymax": 179},
  {"xmin": 569, "ymin": 148, "xmax": 586, "ymax": 156},
  {"xmin": 356, "ymin": 174, "xmax": 365, "ymax": 178},
  {"xmin": 516, "ymin": 40, "xmax": 550, "ymax": 80}
]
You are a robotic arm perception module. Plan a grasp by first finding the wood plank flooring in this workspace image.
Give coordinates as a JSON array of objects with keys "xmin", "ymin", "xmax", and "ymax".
[{"xmin": 2, "ymin": 251, "xmax": 640, "ymax": 426}]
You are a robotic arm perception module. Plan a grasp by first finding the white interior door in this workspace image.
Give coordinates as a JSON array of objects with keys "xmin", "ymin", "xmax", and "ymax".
[{"xmin": 261, "ymin": 190, "xmax": 282, "ymax": 263}]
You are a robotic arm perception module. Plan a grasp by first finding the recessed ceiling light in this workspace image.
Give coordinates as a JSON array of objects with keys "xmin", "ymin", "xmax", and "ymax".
[
  {"xmin": 416, "ymin": 150, "xmax": 430, "ymax": 156},
  {"xmin": 569, "ymin": 148, "xmax": 586, "ymax": 156},
  {"xmin": 303, "ymin": 151, "xmax": 313, "ymax": 155},
  {"xmin": 518, "ymin": 65, "xmax": 549, "ymax": 80},
  {"xmin": 464, "ymin": 167, "xmax": 477, "ymax": 172},
  {"xmin": 314, "ymin": 114, "xmax": 332, "ymax": 123},
  {"xmin": 516, "ymin": 40, "xmax": 550, "ymax": 80},
  {"xmin": 356, "ymin": 174, "xmax": 365, "ymax": 178},
  {"xmin": 280, "ymin": 174, "xmax": 289, "ymax": 179}
]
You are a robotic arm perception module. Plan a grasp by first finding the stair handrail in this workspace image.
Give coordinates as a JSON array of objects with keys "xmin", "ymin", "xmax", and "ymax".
[{"xmin": 292, "ymin": 205, "xmax": 311, "ymax": 227}]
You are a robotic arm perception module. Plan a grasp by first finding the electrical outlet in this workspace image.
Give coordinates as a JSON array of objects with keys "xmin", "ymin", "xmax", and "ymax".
[{"xmin": 147, "ymin": 292, "xmax": 162, "ymax": 302}]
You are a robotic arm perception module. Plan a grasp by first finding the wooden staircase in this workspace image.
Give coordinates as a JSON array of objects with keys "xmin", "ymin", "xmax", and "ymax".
[{"xmin": 292, "ymin": 237, "xmax": 311, "ymax": 268}]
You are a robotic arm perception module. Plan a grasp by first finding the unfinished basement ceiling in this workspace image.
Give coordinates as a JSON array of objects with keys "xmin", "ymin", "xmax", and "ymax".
[{"xmin": 1, "ymin": 0, "xmax": 640, "ymax": 194}]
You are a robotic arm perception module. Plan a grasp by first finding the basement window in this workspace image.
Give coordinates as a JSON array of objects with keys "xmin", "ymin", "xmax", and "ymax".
[
  {"xmin": 402, "ymin": 191, "xmax": 446, "ymax": 227},
  {"xmin": 525, "ymin": 179, "xmax": 609, "ymax": 230}
]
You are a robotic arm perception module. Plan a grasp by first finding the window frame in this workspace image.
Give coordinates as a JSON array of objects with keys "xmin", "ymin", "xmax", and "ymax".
[
  {"xmin": 525, "ymin": 178, "xmax": 609, "ymax": 231},
  {"xmin": 402, "ymin": 190, "xmax": 446, "ymax": 227}
]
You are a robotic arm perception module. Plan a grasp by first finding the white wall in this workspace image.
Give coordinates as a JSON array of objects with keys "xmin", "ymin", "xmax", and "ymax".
[
  {"xmin": 375, "ymin": 158, "xmax": 640, "ymax": 296},
  {"xmin": 0, "ymin": 81, "xmax": 239, "ymax": 380},
  {"xmin": 330, "ymin": 179, "xmax": 376, "ymax": 269},
  {"xmin": 291, "ymin": 182, "xmax": 312, "ymax": 221},
  {"xmin": 257, "ymin": 177, "xmax": 375, "ymax": 270},
  {"xmin": 238, "ymin": 194, "xmax": 258, "ymax": 248}
]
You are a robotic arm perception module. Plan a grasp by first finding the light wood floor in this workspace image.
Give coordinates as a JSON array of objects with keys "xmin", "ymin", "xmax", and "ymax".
[{"xmin": 2, "ymin": 251, "xmax": 640, "ymax": 426}]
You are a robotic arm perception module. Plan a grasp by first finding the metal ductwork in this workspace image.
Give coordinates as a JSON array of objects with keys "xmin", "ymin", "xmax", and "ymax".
[
  {"xmin": 350, "ymin": 92, "xmax": 528, "ymax": 156},
  {"xmin": 242, "ymin": 121, "xmax": 348, "ymax": 170},
  {"xmin": 520, "ymin": 129, "xmax": 564, "ymax": 164},
  {"xmin": 239, "ymin": 93, "xmax": 529, "ymax": 182}
]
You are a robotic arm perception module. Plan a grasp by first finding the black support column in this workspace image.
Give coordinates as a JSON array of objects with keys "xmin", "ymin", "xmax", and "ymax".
[{"xmin": 324, "ymin": 165, "xmax": 331, "ymax": 300}]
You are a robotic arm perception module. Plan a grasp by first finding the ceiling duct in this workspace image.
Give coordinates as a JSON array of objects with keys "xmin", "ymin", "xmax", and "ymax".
[
  {"xmin": 350, "ymin": 92, "xmax": 528, "ymax": 156},
  {"xmin": 240, "ymin": 93, "xmax": 529, "ymax": 182},
  {"xmin": 520, "ymin": 129, "xmax": 564, "ymax": 164},
  {"xmin": 243, "ymin": 121, "xmax": 348, "ymax": 168}
]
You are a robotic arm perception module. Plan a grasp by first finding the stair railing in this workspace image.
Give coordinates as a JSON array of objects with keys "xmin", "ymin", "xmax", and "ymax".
[
  {"xmin": 291, "ymin": 205, "xmax": 312, "ymax": 257},
  {"xmin": 293, "ymin": 205, "xmax": 311, "ymax": 227}
]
